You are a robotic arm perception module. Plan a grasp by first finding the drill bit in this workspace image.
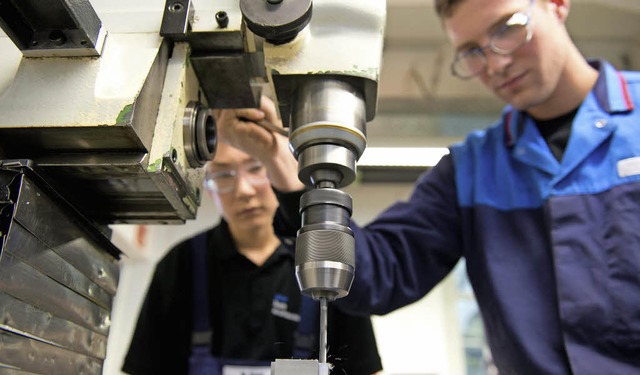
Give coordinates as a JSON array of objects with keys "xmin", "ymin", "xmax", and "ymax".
[{"xmin": 319, "ymin": 297, "xmax": 328, "ymax": 364}]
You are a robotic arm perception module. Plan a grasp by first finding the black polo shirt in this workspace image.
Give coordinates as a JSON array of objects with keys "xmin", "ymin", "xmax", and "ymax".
[{"xmin": 123, "ymin": 220, "xmax": 383, "ymax": 375}]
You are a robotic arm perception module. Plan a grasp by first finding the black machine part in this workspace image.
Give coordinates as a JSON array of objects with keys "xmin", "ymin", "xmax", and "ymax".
[{"xmin": 240, "ymin": 0, "xmax": 313, "ymax": 45}]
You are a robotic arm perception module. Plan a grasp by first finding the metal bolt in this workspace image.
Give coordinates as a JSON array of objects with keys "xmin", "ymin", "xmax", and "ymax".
[
  {"xmin": 49, "ymin": 30, "xmax": 67, "ymax": 46},
  {"xmin": 169, "ymin": 2, "xmax": 184, "ymax": 12},
  {"xmin": 215, "ymin": 11, "xmax": 229, "ymax": 28}
]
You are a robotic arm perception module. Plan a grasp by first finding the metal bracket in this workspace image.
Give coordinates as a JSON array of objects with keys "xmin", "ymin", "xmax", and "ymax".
[
  {"xmin": 160, "ymin": 0, "xmax": 195, "ymax": 40},
  {"xmin": 0, "ymin": 0, "xmax": 105, "ymax": 57}
]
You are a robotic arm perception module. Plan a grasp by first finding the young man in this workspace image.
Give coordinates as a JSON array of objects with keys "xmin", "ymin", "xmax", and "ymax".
[
  {"xmin": 122, "ymin": 121, "xmax": 383, "ymax": 374},
  {"xmin": 215, "ymin": 0, "xmax": 640, "ymax": 374}
]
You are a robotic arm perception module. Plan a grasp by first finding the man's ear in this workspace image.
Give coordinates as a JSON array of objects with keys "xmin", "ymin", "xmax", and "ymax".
[{"xmin": 548, "ymin": 0, "xmax": 570, "ymax": 23}]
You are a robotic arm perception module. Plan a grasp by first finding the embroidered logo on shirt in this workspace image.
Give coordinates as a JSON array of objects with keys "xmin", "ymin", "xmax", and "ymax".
[
  {"xmin": 617, "ymin": 156, "xmax": 640, "ymax": 178},
  {"xmin": 271, "ymin": 293, "xmax": 301, "ymax": 322}
]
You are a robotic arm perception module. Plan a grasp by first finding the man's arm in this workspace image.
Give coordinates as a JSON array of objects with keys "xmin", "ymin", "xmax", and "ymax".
[
  {"xmin": 214, "ymin": 96, "xmax": 305, "ymax": 193},
  {"xmin": 215, "ymin": 96, "xmax": 305, "ymax": 236}
]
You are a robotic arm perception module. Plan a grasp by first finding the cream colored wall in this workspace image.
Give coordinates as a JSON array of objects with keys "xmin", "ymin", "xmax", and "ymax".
[{"xmin": 104, "ymin": 181, "xmax": 467, "ymax": 375}]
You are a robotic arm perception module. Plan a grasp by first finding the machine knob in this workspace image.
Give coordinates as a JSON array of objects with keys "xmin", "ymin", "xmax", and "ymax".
[{"xmin": 240, "ymin": 0, "xmax": 312, "ymax": 44}]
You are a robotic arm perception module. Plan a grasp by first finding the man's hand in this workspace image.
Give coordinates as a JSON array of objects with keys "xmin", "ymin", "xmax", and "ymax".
[{"xmin": 214, "ymin": 96, "xmax": 306, "ymax": 192}]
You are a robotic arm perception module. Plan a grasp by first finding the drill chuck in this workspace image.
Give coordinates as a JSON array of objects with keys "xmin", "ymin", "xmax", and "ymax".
[{"xmin": 295, "ymin": 188, "xmax": 355, "ymax": 300}]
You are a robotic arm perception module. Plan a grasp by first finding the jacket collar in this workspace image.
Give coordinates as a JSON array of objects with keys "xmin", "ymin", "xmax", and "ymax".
[
  {"xmin": 591, "ymin": 59, "xmax": 634, "ymax": 113},
  {"xmin": 504, "ymin": 59, "xmax": 633, "ymax": 147}
]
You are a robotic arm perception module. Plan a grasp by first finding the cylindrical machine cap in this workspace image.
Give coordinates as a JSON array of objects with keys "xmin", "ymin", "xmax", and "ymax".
[
  {"xmin": 240, "ymin": 0, "xmax": 312, "ymax": 44},
  {"xmin": 300, "ymin": 188, "xmax": 353, "ymax": 213}
]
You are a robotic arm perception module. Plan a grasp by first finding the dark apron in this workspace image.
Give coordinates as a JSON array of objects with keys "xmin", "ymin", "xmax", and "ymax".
[{"xmin": 188, "ymin": 232, "xmax": 317, "ymax": 375}]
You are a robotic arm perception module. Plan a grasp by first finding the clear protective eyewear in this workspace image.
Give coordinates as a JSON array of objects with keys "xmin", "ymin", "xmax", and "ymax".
[
  {"xmin": 204, "ymin": 160, "xmax": 269, "ymax": 194},
  {"xmin": 451, "ymin": 0, "xmax": 535, "ymax": 79}
]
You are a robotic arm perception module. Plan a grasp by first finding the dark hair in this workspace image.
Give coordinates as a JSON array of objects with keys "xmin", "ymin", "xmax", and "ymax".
[{"xmin": 434, "ymin": 0, "xmax": 466, "ymax": 18}]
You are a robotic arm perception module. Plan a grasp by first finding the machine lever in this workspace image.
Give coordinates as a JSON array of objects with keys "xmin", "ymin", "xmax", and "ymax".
[{"xmin": 240, "ymin": 117, "xmax": 289, "ymax": 137}]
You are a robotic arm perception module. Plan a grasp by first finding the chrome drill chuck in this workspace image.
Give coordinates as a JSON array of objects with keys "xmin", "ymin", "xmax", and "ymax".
[{"xmin": 295, "ymin": 188, "xmax": 355, "ymax": 300}]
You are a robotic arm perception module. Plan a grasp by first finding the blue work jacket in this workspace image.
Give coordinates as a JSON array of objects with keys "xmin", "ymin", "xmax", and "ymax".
[{"xmin": 338, "ymin": 60, "xmax": 640, "ymax": 374}]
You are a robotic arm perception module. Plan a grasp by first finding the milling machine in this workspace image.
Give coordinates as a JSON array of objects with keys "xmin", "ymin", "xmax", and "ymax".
[{"xmin": 0, "ymin": 0, "xmax": 385, "ymax": 373}]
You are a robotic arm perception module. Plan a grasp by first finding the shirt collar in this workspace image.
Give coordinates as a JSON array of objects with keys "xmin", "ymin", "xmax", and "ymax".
[
  {"xmin": 212, "ymin": 219, "xmax": 295, "ymax": 264},
  {"xmin": 211, "ymin": 219, "xmax": 237, "ymax": 260}
]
